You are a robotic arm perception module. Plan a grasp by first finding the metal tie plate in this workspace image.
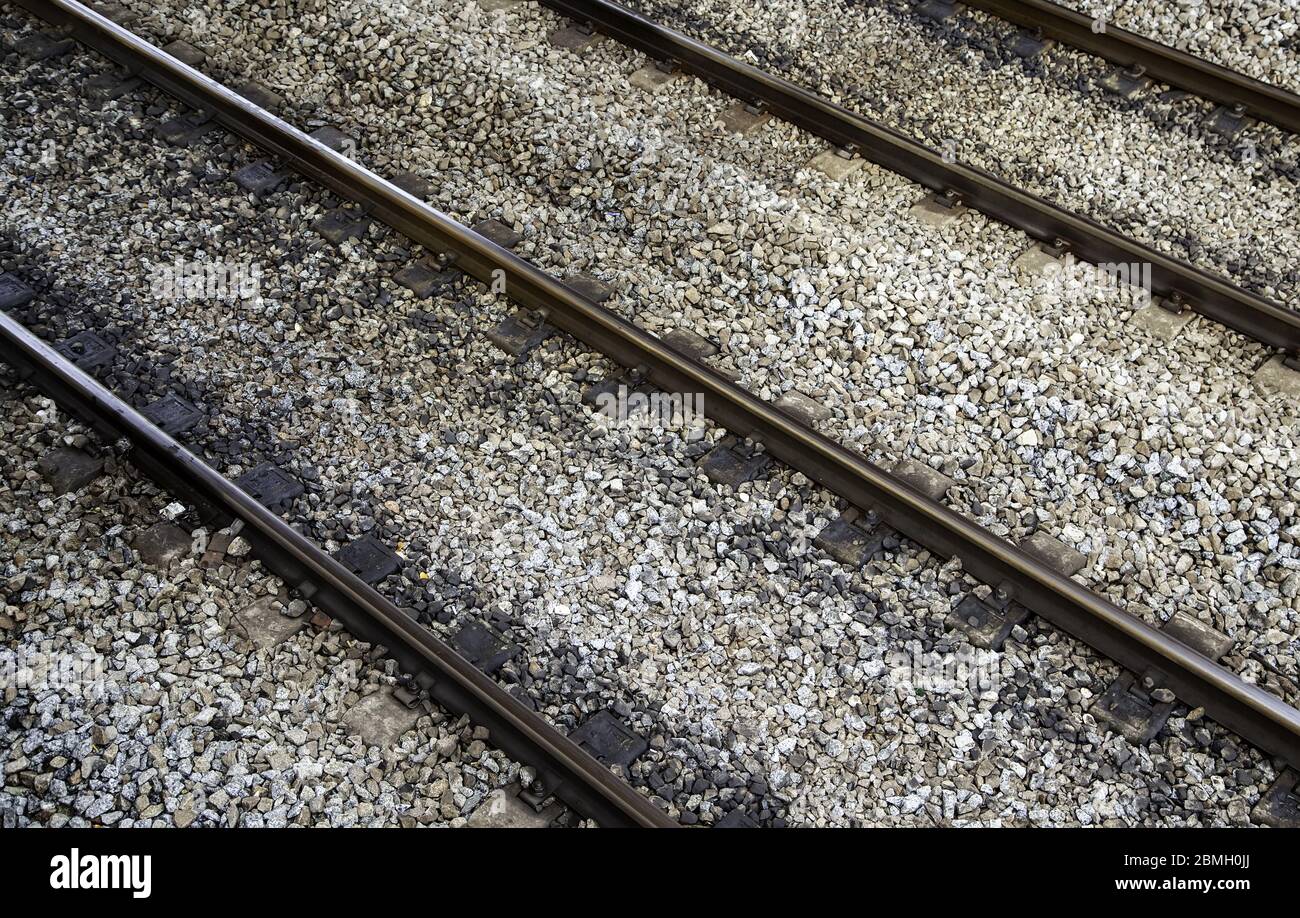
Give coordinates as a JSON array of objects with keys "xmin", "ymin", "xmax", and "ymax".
[
  {"xmin": 715, "ymin": 809, "xmax": 759, "ymax": 828},
  {"xmin": 720, "ymin": 101, "xmax": 770, "ymax": 134},
  {"xmin": 313, "ymin": 208, "xmax": 371, "ymax": 245},
  {"xmin": 391, "ymin": 170, "xmax": 434, "ymax": 201},
  {"xmin": 569, "ymin": 711, "xmax": 648, "ymax": 769},
  {"xmin": 549, "ymin": 23, "xmax": 602, "ymax": 51},
  {"xmin": 1157, "ymin": 291, "xmax": 1190, "ymax": 316},
  {"xmin": 156, "ymin": 109, "xmax": 217, "ymax": 146},
  {"xmin": 55, "ymin": 330, "xmax": 115, "ymax": 372},
  {"xmin": 309, "ymin": 125, "xmax": 356, "ymax": 155},
  {"xmin": 1252, "ymin": 769, "xmax": 1300, "ymax": 828},
  {"xmin": 818, "ymin": 462, "xmax": 954, "ymax": 569},
  {"xmin": 1011, "ymin": 30, "xmax": 1053, "ymax": 59},
  {"xmin": 910, "ymin": 190, "xmax": 968, "ymax": 227},
  {"xmin": 948, "ymin": 588, "xmax": 1026, "ymax": 651},
  {"xmin": 1019, "ymin": 530, "xmax": 1088, "ymax": 578},
  {"xmin": 87, "ymin": 1, "xmax": 134, "ymax": 21},
  {"xmin": 662, "ymin": 328, "xmax": 720, "ymax": 359},
  {"xmin": 473, "ymin": 218, "xmax": 523, "ymax": 249},
  {"xmin": 1092, "ymin": 671, "xmax": 1175, "ymax": 744},
  {"xmin": 234, "ymin": 80, "xmax": 284, "ymax": 114},
  {"xmin": 159, "ymin": 39, "xmax": 206, "ymax": 68},
  {"xmin": 1161, "ymin": 611, "xmax": 1234, "ymax": 660},
  {"xmin": 563, "ymin": 273, "xmax": 613, "ymax": 303},
  {"xmin": 774, "ymin": 390, "xmax": 830, "ymax": 428},
  {"xmin": 233, "ymin": 462, "xmax": 304, "ymax": 514},
  {"xmin": 394, "ymin": 259, "xmax": 457, "ymax": 299},
  {"xmin": 140, "ymin": 392, "xmax": 203, "ymax": 437},
  {"xmin": 451, "ymin": 620, "xmax": 522, "ymax": 675},
  {"xmin": 582, "ymin": 374, "xmax": 655, "ymax": 412},
  {"xmin": 948, "ymin": 530, "xmax": 1086, "ymax": 649},
  {"xmin": 1207, "ymin": 103, "xmax": 1250, "ymax": 137},
  {"xmin": 916, "ymin": 0, "xmax": 962, "ymax": 21},
  {"xmin": 698, "ymin": 436, "xmax": 770, "ymax": 486},
  {"xmin": 333, "ymin": 534, "xmax": 402, "ymax": 584},
  {"xmin": 0, "ymin": 273, "xmax": 35, "ymax": 310},
  {"xmin": 1100, "ymin": 65, "xmax": 1151, "ymax": 98},
  {"xmin": 233, "ymin": 161, "xmax": 286, "ymax": 195},
  {"xmin": 16, "ymin": 31, "xmax": 75, "ymax": 60},
  {"xmin": 488, "ymin": 309, "xmax": 552, "ymax": 359},
  {"xmin": 815, "ymin": 508, "xmax": 891, "ymax": 568},
  {"xmin": 891, "ymin": 459, "xmax": 957, "ymax": 502},
  {"xmin": 85, "ymin": 70, "xmax": 141, "ymax": 103},
  {"xmin": 1092, "ymin": 612, "xmax": 1233, "ymax": 745}
]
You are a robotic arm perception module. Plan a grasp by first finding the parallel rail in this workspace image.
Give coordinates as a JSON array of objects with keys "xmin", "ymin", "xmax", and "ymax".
[
  {"xmin": 536, "ymin": 0, "xmax": 1300, "ymax": 355},
  {"xmin": 0, "ymin": 310, "xmax": 675, "ymax": 829},
  {"xmin": 958, "ymin": 0, "xmax": 1300, "ymax": 136},
  {"xmin": 13, "ymin": 0, "xmax": 1300, "ymax": 785}
]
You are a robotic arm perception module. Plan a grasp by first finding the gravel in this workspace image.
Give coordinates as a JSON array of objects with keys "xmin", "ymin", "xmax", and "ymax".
[
  {"xmin": 0, "ymin": 377, "xmax": 521, "ymax": 828},
  {"xmin": 84, "ymin": 0, "xmax": 1300, "ymax": 676},
  {"xmin": 1064, "ymin": 0, "xmax": 1300, "ymax": 93},
  {"xmin": 1, "ymin": 1, "xmax": 1294, "ymax": 825},
  {"xmin": 622, "ymin": 0, "xmax": 1300, "ymax": 305}
]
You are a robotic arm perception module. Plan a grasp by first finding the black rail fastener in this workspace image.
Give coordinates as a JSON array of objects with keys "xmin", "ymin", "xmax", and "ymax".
[
  {"xmin": 531, "ymin": 0, "xmax": 1300, "ymax": 354},
  {"xmin": 16, "ymin": 0, "xmax": 1300, "ymax": 778},
  {"xmin": 0, "ymin": 308, "xmax": 675, "ymax": 829}
]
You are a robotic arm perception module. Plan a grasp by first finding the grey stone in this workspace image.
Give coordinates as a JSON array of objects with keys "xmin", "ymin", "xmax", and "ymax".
[
  {"xmin": 466, "ymin": 788, "xmax": 552, "ymax": 827},
  {"xmin": 909, "ymin": 192, "xmax": 966, "ymax": 227},
  {"xmin": 806, "ymin": 148, "xmax": 864, "ymax": 182},
  {"xmin": 719, "ymin": 102, "xmax": 770, "ymax": 134},
  {"xmin": 1129, "ymin": 301, "xmax": 1196, "ymax": 340},
  {"xmin": 1253, "ymin": 356, "xmax": 1300, "ymax": 397},
  {"xmin": 629, "ymin": 64, "xmax": 681, "ymax": 92},
  {"xmin": 133, "ymin": 523, "xmax": 193, "ymax": 568},
  {"xmin": 38, "ymin": 447, "xmax": 103, "ymax": 495},
  {"xmin": 234, "ymin": 596, "xmax": 303, "ymax": 649},
  {"xmin": 341, "ymin": 690, "xmax": 422, "ymax": 747},
  {"xmin": 548, "ymin": 25, "xmax": 602, "ymax": 52}
]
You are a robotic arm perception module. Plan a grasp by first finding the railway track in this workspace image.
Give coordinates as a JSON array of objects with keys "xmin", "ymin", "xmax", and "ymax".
[
  {"xmin": 917, "ymin": 0, "xmax": 1300, "ymax": 135},
  {"xmin": 2, "ymin": 0, "xmax": 1298, "ymax": 826},
  {"xmin": 0, "ymin": 310, "xmax": 675, "ymax": 828},
  {"xmin": 541, "ymin": 0, "xmax": 1300, "ymax": 354},
  {"xmin": 0, "ymin": 374, "xmax": 546, "ymax": 828}
]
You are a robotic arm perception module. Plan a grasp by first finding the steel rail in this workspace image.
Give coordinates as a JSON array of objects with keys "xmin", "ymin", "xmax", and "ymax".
[
  {"xmin": 958, "ymin": 0, "xmax": 1300, "ymax": 136},
  {"xmin": 0, "ymin": 310, "xmax": 675, "ymax": 828},
  {"xmin": 17, "ymin": 0, "xmax": 1300, "ymax": 771},
  {"xmin": 532, "ymin": 0, "xmax": 1300, "ymax": 355}
]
